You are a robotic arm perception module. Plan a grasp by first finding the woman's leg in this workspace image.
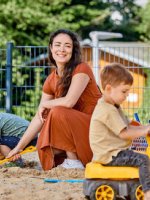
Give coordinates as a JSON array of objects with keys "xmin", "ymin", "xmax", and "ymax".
[
  {"xmin": 38, "ymin": 106, "xmax": 92, "ymax": 170},
  {"xmin": 66, "ymin": 151, "xmax": 78, "ymax": 160},
  {"xmin": 53, "ymin": 148, "xmax": 64, "ymax": 155},
  {"xmin": 53, "ymin": 147, "xmax": 84, "ymax": 169}
]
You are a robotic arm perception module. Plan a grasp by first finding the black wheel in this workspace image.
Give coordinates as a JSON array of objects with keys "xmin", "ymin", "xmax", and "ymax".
[
  {"xmin": 89, "ymin": 182, "xmax": 117, "ymax": 200},
  {"xmin": 129, "ymin": 184, "xmax": 144, "ymax": 200}
]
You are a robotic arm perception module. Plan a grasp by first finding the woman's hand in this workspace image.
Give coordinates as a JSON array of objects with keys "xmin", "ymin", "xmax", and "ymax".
[
  {"xmin": 6, "ymin": 147, "xmax": 22, "ymax": 161},
  {"xmin": 38, "ymin": 102, "xmax": 49, "ymax": 123},
  {"xmin": 38, "ymin": 103, "xmax": 46, "ymax": 122}
]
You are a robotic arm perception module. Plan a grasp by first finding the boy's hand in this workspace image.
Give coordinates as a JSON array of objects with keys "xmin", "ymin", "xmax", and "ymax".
[{"xmin": 146, "ymin": 125, "xmax": 150, "ymax": 136}]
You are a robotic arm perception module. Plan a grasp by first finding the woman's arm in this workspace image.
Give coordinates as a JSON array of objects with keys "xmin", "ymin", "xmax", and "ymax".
[
  {"xmin": 40, "ymin": 73, "xmax": 90, "ymax": 110},
  {"xmin": 7, "ymin": 93, "xmax": 53, "ymax": 159}
]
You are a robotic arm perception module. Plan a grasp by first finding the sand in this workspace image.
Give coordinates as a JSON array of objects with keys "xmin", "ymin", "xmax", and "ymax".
[{"xmin": 0, "ymin": 151, "xmax": 86, "ymax": 200}]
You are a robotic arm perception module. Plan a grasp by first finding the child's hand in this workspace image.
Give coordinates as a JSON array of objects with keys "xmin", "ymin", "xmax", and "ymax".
[
  {"xmin": 130, "ymin": 120, "xmax": 141, "ymax": 126},
  {"xmin": 146, "ymin": 125, "xmax": 150, "ymax": 136},
  {"xmin": 148, "ymin": 130, "xmax": 150, "ymax": 136},
  {"xmin": 0, "ymin": 153, "xmax": 5, "ymax": 160}
]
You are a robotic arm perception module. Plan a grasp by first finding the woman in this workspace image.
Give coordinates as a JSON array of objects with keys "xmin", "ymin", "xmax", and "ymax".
[{"xmin": 7, "ymin": 29, "xmax": 101, "ymax": 170}]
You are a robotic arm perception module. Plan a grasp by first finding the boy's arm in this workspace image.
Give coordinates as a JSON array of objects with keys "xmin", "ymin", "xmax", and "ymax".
[{"xmin": 119, "ymin": 124, "xmax": 150, "ymax": 140}]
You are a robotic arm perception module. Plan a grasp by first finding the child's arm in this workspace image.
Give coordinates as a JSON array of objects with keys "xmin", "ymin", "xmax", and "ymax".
[
  {"xmin": 0, "ymin": 151, "xmax": 5, "ymax": 160},
  {"xmin": 119, "ymin": 124, "xmax": 150, "ymax": 140}
]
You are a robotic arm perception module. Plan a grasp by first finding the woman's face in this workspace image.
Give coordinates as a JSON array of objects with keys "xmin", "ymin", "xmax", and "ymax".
[{"xmin": 50, "ymin": 33, "xmax": 73, "ymax": 68}]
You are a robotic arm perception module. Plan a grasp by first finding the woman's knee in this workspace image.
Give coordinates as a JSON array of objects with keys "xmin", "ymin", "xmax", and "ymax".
[{"xmin": 50, "ymin": 106, "xmax": 68, "ymax": 118}]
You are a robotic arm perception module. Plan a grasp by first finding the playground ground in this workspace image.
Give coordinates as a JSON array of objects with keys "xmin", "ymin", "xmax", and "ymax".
[{"xmin": 0, "ymin": 151, "xmax": 85, "ymax": 200}]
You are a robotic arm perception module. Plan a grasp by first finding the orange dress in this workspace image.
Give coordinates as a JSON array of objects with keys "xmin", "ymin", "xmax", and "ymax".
[{"xmin": 37, "ymin": 63, "xmax": 101, "ymax": 170}]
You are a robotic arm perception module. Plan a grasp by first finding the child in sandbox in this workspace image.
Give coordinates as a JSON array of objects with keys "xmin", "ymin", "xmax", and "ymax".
[{"xmin": 90, "ymin": 63, "xmax": 150, "ymax": 200}]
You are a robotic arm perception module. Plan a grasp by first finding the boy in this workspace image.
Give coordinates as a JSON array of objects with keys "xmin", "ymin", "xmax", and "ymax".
[{"xmin": 89, "ymin": 63, "xmax": 150, "ymax": 200}]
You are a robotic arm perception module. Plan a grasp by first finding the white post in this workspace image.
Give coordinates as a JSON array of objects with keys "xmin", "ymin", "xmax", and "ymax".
[
  {"xmin": 89, "ymin": 31, "xmax": 123, "ymax": 85},
  {"xmin": 89, "ymin": 32, "xmax": 100, "ymax": 84}
]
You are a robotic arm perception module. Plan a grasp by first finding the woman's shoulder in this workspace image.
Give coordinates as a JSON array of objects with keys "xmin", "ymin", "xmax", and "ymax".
[
  {"xmin": 76, "ymin": 62, "xmax": 91, "ymax": 70},
  {"xmin": 42, "ymin": 70, "xmax": 57, "ymax": 94},
  {"xmin": 45, "ymin": 69, "xmax": 56, "ymax": 82},
  {"xmin": 73, "ymin": 62, "xmax": 93, "ymax": 75}
]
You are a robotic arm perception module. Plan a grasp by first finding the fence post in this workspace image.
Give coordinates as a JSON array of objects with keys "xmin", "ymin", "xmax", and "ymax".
[
  {"xmin": 89, "ymin": 31, "xmax": 123, "ymax": 85},
  {"xmin": 6, "ymin": 42, "xmax": 13, "ymax": 113},
  {"xmin": 89, "ymin": 32, "xmax": 100, "ymax": 85}
]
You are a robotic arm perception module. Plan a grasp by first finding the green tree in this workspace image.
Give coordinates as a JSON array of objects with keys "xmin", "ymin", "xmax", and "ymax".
[
  {"xmin": 0, "ymin": 0, "xmax": 142, "ymax": 47},
  {"xmin": 137, "ymin": 0, "xmax": 150, "ymax": 41},
  {"xmin": 107, "ymin": 0, "xmax": 142, "ymax": 41}
]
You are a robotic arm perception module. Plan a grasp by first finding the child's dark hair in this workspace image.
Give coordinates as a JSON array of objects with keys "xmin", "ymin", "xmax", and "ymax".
[{"xmin": 100, "ymin": 63, "xmax": 133, "ymax": 90}]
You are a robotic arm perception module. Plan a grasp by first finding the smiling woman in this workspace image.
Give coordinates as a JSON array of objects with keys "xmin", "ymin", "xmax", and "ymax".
[
  {"xmin": 50, "ymin": 33, "xmax": 73, "ymax": 70},
  {"xmin": 7, "ymin": 29, "xmax": 102, "ymax": 171}
]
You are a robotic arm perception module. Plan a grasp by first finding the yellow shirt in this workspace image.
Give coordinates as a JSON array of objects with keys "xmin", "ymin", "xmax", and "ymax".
[{"xmin": 89, "ymin": 97, "xmax": 131, "ymax": 164}]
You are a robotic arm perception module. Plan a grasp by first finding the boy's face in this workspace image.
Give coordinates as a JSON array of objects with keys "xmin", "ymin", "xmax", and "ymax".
[{"xmin": 109, "ymin": 83, "xmax": 131, "ymax": 105}]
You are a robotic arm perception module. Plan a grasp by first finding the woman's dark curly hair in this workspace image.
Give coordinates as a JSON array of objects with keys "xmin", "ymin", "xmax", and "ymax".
[{"xmin": 48, "ymin": 29, "xmax": 82, "ymax": 97}]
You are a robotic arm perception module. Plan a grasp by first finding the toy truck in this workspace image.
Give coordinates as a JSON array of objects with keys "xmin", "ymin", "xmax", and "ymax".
[{"xmin": 83, "ymin": 121, "xmax": 149, "ymax": 200}]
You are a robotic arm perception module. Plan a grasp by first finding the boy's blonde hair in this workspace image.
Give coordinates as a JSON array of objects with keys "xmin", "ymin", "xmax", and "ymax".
[{"xmin": 100, "ymin": 63, "xmax": 133, "ymax": 90}]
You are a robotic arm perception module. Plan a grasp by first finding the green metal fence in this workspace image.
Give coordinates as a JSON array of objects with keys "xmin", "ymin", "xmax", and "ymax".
[
  {"xmin": 0, "ymin": 42, "xmax": 150, "ymax": 123},
  {"xmin": 0, "ymin": 47, "xmax": 6, "ymax": 112}
]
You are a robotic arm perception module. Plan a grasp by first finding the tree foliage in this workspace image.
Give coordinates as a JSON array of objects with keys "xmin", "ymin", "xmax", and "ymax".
[
  {"xmin": 107, "ymin": 0, "xmax": 141, "ymax": 41},
  {"xmin": 0, "ymin": 0, "xmax": 142, "ymax": 47},
  {"xmin": 137, "ymin": 0, "xmax": 150, "ymax": 41}
]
